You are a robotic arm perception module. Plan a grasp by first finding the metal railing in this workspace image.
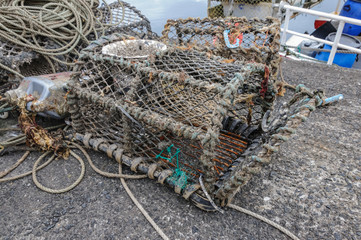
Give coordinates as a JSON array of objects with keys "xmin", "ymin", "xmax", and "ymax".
[{"xmin": 280, "ymin": 3, "xmax": 361, "ymax": 65}]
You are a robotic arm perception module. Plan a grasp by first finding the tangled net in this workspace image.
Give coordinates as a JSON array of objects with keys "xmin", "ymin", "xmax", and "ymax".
[
  {"xmin": 0, "ymin": 0, "xmax": 154, "ymax": 94},
  {"xmin": 161, "ymin": 17, "xmax": 281, "ymax": 79}
]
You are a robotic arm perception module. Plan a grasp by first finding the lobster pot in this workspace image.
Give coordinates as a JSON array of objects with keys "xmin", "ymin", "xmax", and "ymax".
[
  {"xmin": 161, "ymin": 17, "xmax": 281, "ymax": 79},
  {"xmin": 98, "ymin": 1, "xmax": 155, "ymax": 38},
  {"xmin": 67, "ymin": 33, "xmax": 277, "ymax": 208}
]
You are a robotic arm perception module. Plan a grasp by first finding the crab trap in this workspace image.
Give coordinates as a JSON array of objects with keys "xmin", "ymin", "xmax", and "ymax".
[
  {"xmin": 98, "ymin": 1, "xmax": 154, "ymax": 39},
  {"xmin": 161, "ymin": 17, "xmax": 281, "ymax": 79},
  {"xmin": 62, "ymin": 32, "xmax": 327, "ymax": 211}
]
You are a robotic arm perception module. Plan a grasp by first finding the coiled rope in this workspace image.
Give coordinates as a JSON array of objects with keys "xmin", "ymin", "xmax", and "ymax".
[
  {"xmin": 32, "ymin": 150, "xmax": 86, "ymax": 194},
  {"xmin": 0, "ymin": 0, "xmax": 124, "ymax": 77}
]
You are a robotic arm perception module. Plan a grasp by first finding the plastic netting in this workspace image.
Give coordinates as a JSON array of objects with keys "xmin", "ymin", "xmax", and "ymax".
[
  {"xmin": 67, "ymin": 33, "xmax": 276, "ymax": 194},
  {"xmin": 0, "ymin": 0, "xmax": 154, "ymax": 95},
  {"xmin": 161, "ymin": 17, "xmax": 280, "ymax": 79}
]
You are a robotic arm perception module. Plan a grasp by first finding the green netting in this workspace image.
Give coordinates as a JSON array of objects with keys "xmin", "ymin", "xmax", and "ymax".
[{"xmin": 156, "ymin": 144, "xmax": 189, "ymax": 190}]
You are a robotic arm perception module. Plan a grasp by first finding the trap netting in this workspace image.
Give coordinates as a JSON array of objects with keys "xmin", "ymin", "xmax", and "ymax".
[
  {"xmin": 0, "ymin": 0, "xmax": 154, "ymax": 96},
  {"xmin": 67, "ymin": 33, "xmax": 277, "ymax": 209},
  {"xmin": 98, "ymin": 1, "xmax": 154, "ymax": 39},
  {"xmin": 0, "ymin": 42, "xmax": 38, "ymax": 84},
  {"xmin": 161, "ymin": 17, "xmax": 281, "ymax": 79}
]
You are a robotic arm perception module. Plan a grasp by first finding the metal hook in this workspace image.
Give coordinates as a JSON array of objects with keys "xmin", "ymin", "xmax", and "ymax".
[{"xmin": 223, "ymin": 29, "xmax": 240, "ymax": 49}]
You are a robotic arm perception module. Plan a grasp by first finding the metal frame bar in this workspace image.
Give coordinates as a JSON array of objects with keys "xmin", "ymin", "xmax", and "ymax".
[{"xmin": 280, "ymin": 2, "xmax": 361, "ymax": 65}]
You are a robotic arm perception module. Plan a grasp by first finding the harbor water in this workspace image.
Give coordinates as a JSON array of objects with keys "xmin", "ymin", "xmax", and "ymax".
[{"xmin": 108, "ymin": 0, "xmax": 345, "ymax": 35}]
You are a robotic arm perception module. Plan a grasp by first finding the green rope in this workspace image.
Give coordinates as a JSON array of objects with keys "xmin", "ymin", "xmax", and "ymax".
[
  {"xmin": 0, "ymin": 106, "xmax": 14, "ymax": 113},
  {"xmin": 156, "ymin": 144, "xmax": 188, "ymax": 190}
]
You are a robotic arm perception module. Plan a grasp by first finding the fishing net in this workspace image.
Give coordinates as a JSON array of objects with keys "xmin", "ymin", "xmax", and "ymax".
[
  {"xmin": 161, "ymin": 17, "xmax": 281, "ymax": 79},
  {"xmin": 66, "ymin": 32, "xmax": 285, "ymax": 210},
  {"xmin": 0, "ymin": 0, "xmax": 154, "ymax": 97}
]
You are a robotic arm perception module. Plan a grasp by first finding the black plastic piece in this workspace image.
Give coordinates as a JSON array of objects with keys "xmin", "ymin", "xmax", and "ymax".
[
  {"xmin": 235, "ymin": 123, "xmax": 248, "ymax": 135},
  {"xmin": 222, "ymin": 116, "xmax": 232, "ymax": 130},
  {"xmin": 311, "ymin": 21, "xmax": 336, "ymax": 39},
  {"xmin": 229, "ymin": 119, "xmax": 242, "ymax": 133},
  {"xmin": 242, "ymin": 125, "xmax": 259, "ymax": 138}
]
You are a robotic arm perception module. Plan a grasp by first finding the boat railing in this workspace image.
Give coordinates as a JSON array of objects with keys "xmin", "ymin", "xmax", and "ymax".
[{"xmin": 280, "ymin": 2, "xmax": 361, "ymax": 65}]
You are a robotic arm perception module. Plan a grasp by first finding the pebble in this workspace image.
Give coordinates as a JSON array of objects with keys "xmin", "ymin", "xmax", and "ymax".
[
  {"xmin": 316, "ymin": 203, "xmax": 322, "ymax": 208},
  {"xmin": 192, "ymin": 226, "xmax": 199, "ymax": 234},
  {"xmin": 53, "ymin": 217, "xmax": 60, "ymax": 223},
  {"xmin": 334, "ymin": 232, "xmax": 342, "ymax": 240},
  {"xmin": 65, "ymin": 224, "xmax": 74, "ymax": 230},
  {"xmin": 23, "ymin": 229, "xmax": 33, "ymax": 236},
  {"xmin": 43, "ymin": 224, "xmax": 55, "ymax": 232}
]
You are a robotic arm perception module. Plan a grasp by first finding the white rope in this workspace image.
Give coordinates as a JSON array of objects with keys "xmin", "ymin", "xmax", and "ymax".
[
  {"xmin": 228, "ymin": 204, "xmax": 301, "ymax": 240},
  {"xmin": 199, "ymin": 174, "xmax": 224, "ymax": 213},
  {"xmin": 119, "ymin": 164, "xmax": 170, "ymax": 240}
]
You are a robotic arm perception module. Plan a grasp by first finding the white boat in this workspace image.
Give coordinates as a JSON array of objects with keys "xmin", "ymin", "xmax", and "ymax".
[{"xmin": 280, "ymin": 0, "xmax": 361, "ymax": 69}]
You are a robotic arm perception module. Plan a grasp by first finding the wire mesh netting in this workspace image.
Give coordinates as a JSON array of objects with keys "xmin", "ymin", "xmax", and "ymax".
[
  {"xmin": 67, "ymin": 33, "xmax": 276, "ymax": 199},
  {"xmin": 161, "ymin": 17, "xmax": 281, "ymax": 79}
]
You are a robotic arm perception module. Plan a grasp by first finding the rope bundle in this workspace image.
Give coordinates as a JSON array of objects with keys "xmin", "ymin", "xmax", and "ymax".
[{"xmin": 0, "ymin": 0, "xmax": 124, "ymax": 75}]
